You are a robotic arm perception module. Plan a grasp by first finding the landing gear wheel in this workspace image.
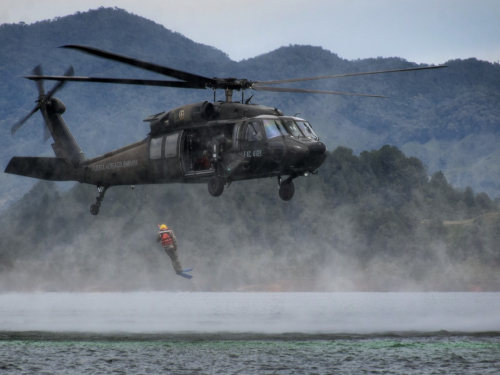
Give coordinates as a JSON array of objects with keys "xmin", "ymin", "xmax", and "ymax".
[
  {"xmin": 90, "ymin": 186, "xmax": 108, "ymax": 215},
  {"xmin": 279, "ymin": 179, "xmax": 295, "ymax": 201},
  {"xmin": 90, "ymin": 203, "xmax": 100, "ymax": 215},
  {"xmin": 208, "ymin": 176, "xmax": 224, "ymax": 197}
]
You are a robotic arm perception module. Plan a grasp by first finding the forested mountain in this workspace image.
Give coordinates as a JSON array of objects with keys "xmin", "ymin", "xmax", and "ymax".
[
  {"xmin": 1, "ymin": 7, "xmax": 499, "ymax": 291},
  {"xmin": 1, "ymin": 145, "xmax": 498, "ymax": 292},
  {"xmin": 1, "ymin": 7, "xmax": 500, "ymax": 209}
]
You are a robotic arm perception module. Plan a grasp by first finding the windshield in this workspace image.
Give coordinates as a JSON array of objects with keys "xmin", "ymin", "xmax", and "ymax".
[
  {"xmin": 283, "ymin": 120, "xmax": 304, "ymax": 138},
  {"xmin": 296, "ymin": 121, "xmax": 319, "ymax": 140},
  {"xmin": 262, "ymin": 119, "xmax": 284, "ymax": 139}
]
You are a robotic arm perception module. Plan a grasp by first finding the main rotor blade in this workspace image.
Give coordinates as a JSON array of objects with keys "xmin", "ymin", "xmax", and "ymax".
[
  {"xmin": 253, "ymin": 86, "xmax": 387, "ymax": 98},
  {"xmin": 11, "ymin": 104, "xmax": 40, "ymax": 135},
  {"xmin": 254, "ymin": 65, "xmax": 447, "ymax": 86},
  {"xmin": 46, "ymin": 65, "xmax": 74, "ymax": 98},
  {"xmin": 32, "ymin": 65, "xmax": 44, "ymax": 96},
  {"xmin": 61, "ymin": 44, "xmax": 215, "ymax": 87},
  {"xmin": 24, "ymin": 75, "xmax": 207, "ymax": 89}
]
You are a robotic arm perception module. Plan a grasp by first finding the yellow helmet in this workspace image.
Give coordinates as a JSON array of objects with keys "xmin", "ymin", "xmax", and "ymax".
[{"xmin": 160, "ymin": 224, "xmax": 168, "ymax": 230}]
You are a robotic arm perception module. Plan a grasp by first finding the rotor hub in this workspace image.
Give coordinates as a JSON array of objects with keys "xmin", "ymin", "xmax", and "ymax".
[{"xmin": 208, "ymin": 78, "xmax": 254, "ymax": 91}]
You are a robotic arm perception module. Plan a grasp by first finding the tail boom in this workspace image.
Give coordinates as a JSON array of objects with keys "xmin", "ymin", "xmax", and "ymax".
[{"xmin": 4, "ymin": 157, "xmax": 84, "ymax": 182}]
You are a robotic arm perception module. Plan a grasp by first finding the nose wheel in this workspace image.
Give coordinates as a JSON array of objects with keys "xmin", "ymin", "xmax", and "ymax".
[
  {"xmin": 278, "ymin": 176, "xmax": 295, "ymax": 201},
  {"xmin": 90, "ymin": 186, "xmax": 108, "ymax": 215}
]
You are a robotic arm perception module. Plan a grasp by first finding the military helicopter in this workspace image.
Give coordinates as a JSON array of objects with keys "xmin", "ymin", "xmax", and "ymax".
[{"xmin": 5, "ymin": 45, "xmax": 446, "ymax": 215}]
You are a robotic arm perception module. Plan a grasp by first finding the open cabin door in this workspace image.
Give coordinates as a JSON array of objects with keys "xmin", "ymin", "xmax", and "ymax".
[{"xmin": 180, "ymin": 128, "xmax": 216, "ymax": 177}]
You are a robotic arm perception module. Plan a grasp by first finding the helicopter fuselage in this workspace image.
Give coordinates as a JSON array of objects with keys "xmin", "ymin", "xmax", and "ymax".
[
  {"xmin": 83, "ymin": 100, "xmax": 327, "ymax": 189},
  {"xmin": 6, "ymin": 97, "xmax": 327, "ymax": 214}
]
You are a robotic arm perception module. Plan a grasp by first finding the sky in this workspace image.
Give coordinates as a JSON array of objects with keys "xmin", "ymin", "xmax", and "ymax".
[{"xmin": 1, "ymin": 0, "xmax": 500, "ymax": 64}]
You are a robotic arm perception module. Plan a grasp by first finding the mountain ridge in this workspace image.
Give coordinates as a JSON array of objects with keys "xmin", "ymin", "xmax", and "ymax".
[{"xmin": 1, "ymin": 7, "xmax": 499, "ymax": 209}]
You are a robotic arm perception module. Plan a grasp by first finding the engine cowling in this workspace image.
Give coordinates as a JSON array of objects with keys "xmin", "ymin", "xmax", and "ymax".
[{"xmin": 168, "ymin": 101, "xmax": 217, "ymax": 127}]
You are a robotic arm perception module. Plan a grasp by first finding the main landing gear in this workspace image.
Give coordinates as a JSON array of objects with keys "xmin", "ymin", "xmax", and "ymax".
[
  {"xmin": 278, "ymin": 176, "xmax": 295, "ymax": 201},
  {"xmin": 207, "ymin": 174, "xmax": 296, "ymax": 201},
  {"xmin": 208, "ymin": 175, "xmax": 225, "ymax": 197},
  {"xmin": 90, "ymin": 186, "xmax": 108, "ymax": 215}
]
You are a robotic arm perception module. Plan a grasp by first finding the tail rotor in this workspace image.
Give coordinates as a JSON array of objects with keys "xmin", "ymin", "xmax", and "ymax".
[{"xmin": 11, "ymin": 65, "xmax": 74, "ymax": 141}]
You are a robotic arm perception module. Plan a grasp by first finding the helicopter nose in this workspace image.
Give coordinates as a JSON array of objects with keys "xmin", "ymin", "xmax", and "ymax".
[{"xmin": 308, "ymin": 141, "xmax": 326, "ymax": 155}]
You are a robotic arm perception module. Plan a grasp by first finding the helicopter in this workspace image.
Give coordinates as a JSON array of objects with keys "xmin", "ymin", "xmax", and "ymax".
[{"xmin": 5, "ymin": 45, "xmax": 446, "ymax": 215}]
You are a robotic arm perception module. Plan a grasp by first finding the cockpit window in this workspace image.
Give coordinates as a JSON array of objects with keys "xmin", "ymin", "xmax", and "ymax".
[
  {"xmin": 283, "ymin": 120, "xmax": 304, "ymax": 138},
  {"xmin": 245, "ymin": 121, "xmax": 263, "ymax": 142},
  {"xmin": 296, "ymin": 121, "xmax": 319, "ymax": 140},
  {"xmin": 262, "ymin": 119, "xmax": 283, "ymax": 139}
]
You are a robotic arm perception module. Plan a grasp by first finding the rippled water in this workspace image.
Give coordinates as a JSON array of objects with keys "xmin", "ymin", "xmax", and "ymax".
[{"xmin": 1, "ymin": 293, "xmax": 499, "ymax": 374}]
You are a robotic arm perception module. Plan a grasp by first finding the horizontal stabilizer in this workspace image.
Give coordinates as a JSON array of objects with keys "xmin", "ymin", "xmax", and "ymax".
[{"xmin": 4, "ymin": 157, "xmax": 80, "ymax": 181}]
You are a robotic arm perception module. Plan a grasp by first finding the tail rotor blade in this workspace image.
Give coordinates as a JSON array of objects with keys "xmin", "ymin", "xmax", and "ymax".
[
  {"xmin": 33, "ymin": 65, "xmax": 45, "ymax": 96},
  {"xmin": 11, "ymin": 104, "xmax": 40, "ymax": 135},
  {"xmin": 46, "ymin": 65, "xmax": 74, "ymax": 98},
  {"xmin": 43, "ymin": 124, "xmax": 51, "ymax": 142},
  {"xmin": 12, "ymin": 65, "xmax": 73, "ymax": 137}
]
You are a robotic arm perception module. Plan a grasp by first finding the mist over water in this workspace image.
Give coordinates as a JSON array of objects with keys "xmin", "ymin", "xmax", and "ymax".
[
  {"xmin": 2, "ymin": 137, "xmax": 500, "ymax": 293},
  {"xmin": 2, "ymin": 292, "xmax": 500, "ymax": 374},
  {"xmin": 2, "ymin": 182, "xmax": 500, "ymax": 372},
  {"xmin": 1, "ymin": 180, "xmax": 499, "ymax": 294},
  {"xmin": 1, "ymin": 292, "xmax": 499, "ymax": 334}
]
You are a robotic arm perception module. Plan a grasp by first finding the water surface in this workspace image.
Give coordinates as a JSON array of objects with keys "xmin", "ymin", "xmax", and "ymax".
[{"xmin": 1, "ymin": 293, "xmax": 499, "ymax": 374}]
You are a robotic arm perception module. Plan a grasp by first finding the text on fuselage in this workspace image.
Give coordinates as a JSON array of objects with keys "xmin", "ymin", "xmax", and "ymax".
[
  {"xmin": 243, "ymin": 150, "xmax": 262, "ymax": 158},
  {"xmin": 91, "ymin": 159, "xmax": 138, "ymax": 172}
]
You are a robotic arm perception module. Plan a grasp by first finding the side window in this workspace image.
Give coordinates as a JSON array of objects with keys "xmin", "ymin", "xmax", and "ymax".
[
  {"xmin": 245, "ymin": 121, "xmax": 263, "ymax": 142},
  {"xmin": 164, "ymin": 133, "xmax": 179, "ymax": 158},
  {"xmin": 150, "ymin": 136, "xmax": 163, "ymax": 159}
]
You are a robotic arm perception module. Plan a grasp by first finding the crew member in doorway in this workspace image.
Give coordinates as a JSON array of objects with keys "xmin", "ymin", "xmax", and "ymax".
[{"xmin": 157, "ymin": 224, "xmax": 183, "ymax": 274}]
